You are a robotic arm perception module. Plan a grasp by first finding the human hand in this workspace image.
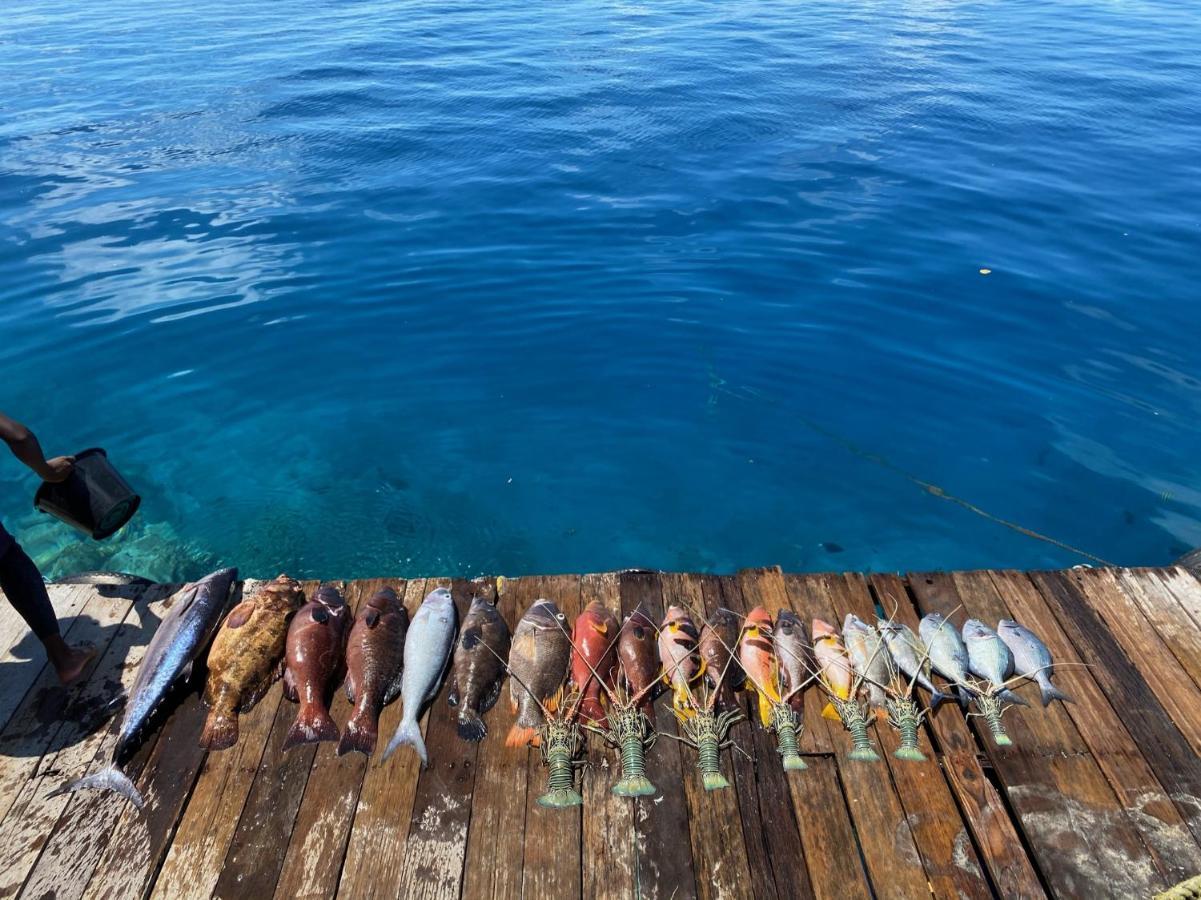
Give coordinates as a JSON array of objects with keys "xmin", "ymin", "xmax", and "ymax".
[{"xmin": 41, "ymin": 456, "xmax": 76, "ymax": 483}]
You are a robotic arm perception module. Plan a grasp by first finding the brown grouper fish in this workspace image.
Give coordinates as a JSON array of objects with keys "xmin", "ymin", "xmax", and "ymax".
[
  {"xmin": 48, "ymin": 567, "xmax": 238, "ymax": 809},
  {"xmin": 699, "ymin": 606, "xmax": 743, "ymax": 711},
  {"xmin": 617, "ymin": 609, "xmax": 661, "ymax": 722},
  {"xmin": 571, "ymin": 600, "xmax": 620, "ymax": 727},
  {"xmin": 506, "ymin": 599, "xmax": 571, "ymax": 748},
  {"xmin": 201, "ymin": 574, "xmax": 304, "ymax": 750},
  {"xmin": 282, "ymin": 584, "xmax": 350, "ymax": 750},
  {"xmin": 338, "ymin": 586, "xmax": 409, "ymax": 756},
  {"xmin": 448, "ymin": 596, "xmax": 511, "ymax": 741}
]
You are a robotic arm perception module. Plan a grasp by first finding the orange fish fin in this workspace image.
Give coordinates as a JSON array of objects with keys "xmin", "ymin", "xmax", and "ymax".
[
  {"xmin": 821, "ymin": 701, "xmax": 841, "ymax": 722},
  {"xmin": 509, "ymin": 697, "xmax": 519, "ymax": 714},
  {"xmin": 757, "ymin": 691, "xmax": 773, "ymax": 727},
  {"xmin": 545, "ymin": 686, "xmax": 563, "ymax": 714},
  {"xmin": 505, "ymin": 724, "xmax": 538, "ymax": 748}
]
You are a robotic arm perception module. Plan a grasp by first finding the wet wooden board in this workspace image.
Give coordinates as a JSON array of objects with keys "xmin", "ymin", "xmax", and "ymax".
[{"xmin": 2, "ymin": 567, "xmax": 1198, "ymax": 900}]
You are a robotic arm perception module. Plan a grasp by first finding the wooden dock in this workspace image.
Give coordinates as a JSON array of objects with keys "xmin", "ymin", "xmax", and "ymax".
[{"xmin": 0, "ymin": 566, "xmax": 1199, "ymax": 899}]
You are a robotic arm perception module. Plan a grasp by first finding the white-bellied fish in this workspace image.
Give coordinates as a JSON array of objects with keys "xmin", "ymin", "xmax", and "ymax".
[
  {"xmin": 918, "ymin": 613, "xmax": 974, "ymax": 709},
  {"xmin": 878, "ymin": 619, "xmax": 950, "ymax": 709},
  {"xmin": 997, "ymin": 619, "xmax": 1070, "ymax": 706},
  {"xmin": 48, "ymin": 567, "xmax": 238, "ymax": 808},
  {"xmin": 843, "ymin": 613, "xmax": 895, "ymax": 711},
  {"xmin": 962, "ymin": 619, "xmax": 1028, "ymax": 707},
  {"xmin": 384, "ymin": 587, "xmax": 458, "ymax": 766}
]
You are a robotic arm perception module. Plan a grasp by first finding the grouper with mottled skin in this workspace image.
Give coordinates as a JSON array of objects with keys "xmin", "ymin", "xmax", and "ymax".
[
  {"xmin": 48, "ymin": 567, "xmax": 238, "ymax": 808},
  {"xmin": 449, "ymin": 596, "xmax": 511, "ymax": 741},
  {"xmin": 506, "ymin": 599, "xmax": 572, "ymax": 748},
  {"xmin": 384, "ymin": 587, "xmax": 458, "ymax": 766},
  {"xmin": 202, "ymin": 574, "xmax": 304, "ymax": 750},
  {"xmin": 338, "ymin": 586, "xmax": 409, "ymax": 756},
  {"xmin": 283, "ymin": 584, "xmax": 350, "ymax": 751}
]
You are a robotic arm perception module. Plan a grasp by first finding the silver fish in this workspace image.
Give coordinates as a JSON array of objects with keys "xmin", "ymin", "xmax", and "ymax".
[
  {"xmin": 877, "ymin": 619, "xmax": 951, "ymax": 709},
  {"xmin": 962, "ymin": 619, "xmax": 1027, "ymax": 707},
  {"xmin": 384, "ymin": 587, "xmax": 458, "ymax": 766},
  {"xmin": 843, "ymin": 613, "xmax": 894, "ymax": 708},
  {"xmin": 919, "ymin": 613, "xmax": 974, "ymax": 709},
  {"xmin": 997, "ymin": 619, "xmax": 1072, "ymax": 707},
  {"xmin": 48, "ymin": 567, "xmax": 239, "ymax": 808}
]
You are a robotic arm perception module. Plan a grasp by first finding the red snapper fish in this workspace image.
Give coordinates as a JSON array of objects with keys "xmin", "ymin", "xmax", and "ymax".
[{"xmin": 571, "ymin": 600, "xmax": 619, "ymax": 727}]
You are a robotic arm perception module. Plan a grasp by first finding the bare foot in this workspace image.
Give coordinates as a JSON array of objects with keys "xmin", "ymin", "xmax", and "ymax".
[{"xmin": 52, "ymin": 643, "xmax": 97, "ymax": 685}]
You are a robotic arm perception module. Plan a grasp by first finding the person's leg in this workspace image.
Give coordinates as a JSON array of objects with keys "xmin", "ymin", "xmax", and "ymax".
[{"xmin": 0, "ymin": 536, "xmax": 95, "ymax": 683}]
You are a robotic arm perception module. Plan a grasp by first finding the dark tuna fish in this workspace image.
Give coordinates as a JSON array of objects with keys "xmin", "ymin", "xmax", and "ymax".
[
  {"xmin": 282, "ymin": 584, "xmax": 351, "ymax": 751},
  {"xmin": 48, "ymin": 567, "xmax": 238, "ymax": 809},
  {"xmin": 448, "ymin": 596, "xmax": 511, "ymax": 741},
  {"xmin": 338, "ymin": 586, "xmax": 409, "ymax": 756}
]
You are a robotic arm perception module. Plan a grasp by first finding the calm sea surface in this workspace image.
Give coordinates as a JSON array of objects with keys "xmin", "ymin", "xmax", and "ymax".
[{"xmin": 2, "ymin": 0, "xmax": 1199, "ymax": 582}]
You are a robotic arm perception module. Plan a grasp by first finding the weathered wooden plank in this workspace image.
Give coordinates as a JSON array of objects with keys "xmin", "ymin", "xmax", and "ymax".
[
  {"xmin": 210, "ymin": 580, "xmax": 331, "ymax": 900},
  {"xmin": 720, "ymin": 574, "xmax": 822, "ymax": 900},
  {"xmin": 148, "ymin": 581, "xmax": 294, "ymax": 900},
  {"xmin": 1116, "ymin": 569, "xmax": 1201, "ymax": 696},
  {"xmin": 393, "ymin": 576, "xmax": 492, "ymax": 900},
  {"xmin": 871, "ymin": 573, "xmax": 1046, "ymax": 900},
  {"xmin": 826, "ymin": 572, "xmax": 991, "ymax": 900},
  {"xmin": 783, "ymin": 570, "xmax": 930, "ymax": 900},
  {"xmin": 521, "ymin": 573, "xmax": 583, "ymax": 900},
  {"xmin": 913, "ymin": 570, "xmax": 1166, "ymax": 898},
  {"xmin": 271, "ymin": 580, "xmax": 375, "ymax": 900},
  {"xmin": 12, "ymin": 584, "xmax": 180, "ymax": 900},
  {"xmin": 621, "ymin": 570, "xmax": 698, "ymax": 900},
  {"xmin": 1027, "ymin": 571, "xmax": 1201, "ymax": 852},
  {"xmin": 579, "ymin": 571, "xmax": 637, "ymax": 900},
  {"xmin": 459, "ymin": 575, "xmax": 539, "ymax": 900},
  {"xmin": 1153, "ymin": 566, "xmax": 1201, "ymax": 632},
  {"xmin": 664, "ymin": 572, "xmax": 755, "ymax": 900},
  {"xmin": 1058, "ymin": 568, "xmax": 1201, "ymax": 754},
  {"xmin": 0, "ymin": 583, "xmax": 93, "ymax": 731},
  {"xmin": 335, "ymin": 579, "xmax": 429, "ymax": 900},
  {"xmin": 992, "ymin": 569, "xmax": 1201, "ymax": 883}
]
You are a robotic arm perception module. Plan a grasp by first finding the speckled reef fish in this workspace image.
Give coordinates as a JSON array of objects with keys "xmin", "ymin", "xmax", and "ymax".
[
  {"xmin": 48, "ymin": 567, "xmax": 237, "ymax": 809},
  {"xmin": 738, "ymin": 607, "xmax": 781, "ymax": 725},
  {"xmin": 843, "ymin": 613, "xmax": 895, "ymax": 711},
  {"xmin": 571, "ymin": 600, "xmax": 619, "ymax": 727},
  {"xmin": 878, "ymin": 619, "xmax": 950, "ymax": 709},
  {"xmin": 699, "ymin": 607, "xmax": 743, "ymax": 711},
  {"xmin": 448, "ymin": 596, "xmax": 511, "ymax": 741},
  {"xmin": 919, "ymin": 613, "xmax": 974, "ymax": 709},
  {"xmin": 339, "ymin": 586, "xmax": 409, "ymax": 756},
  {"xmin": 812, "ymin": 618, "xmax": 852, "ymax": 721},
  {"xmin": 506, "ymin": 599, "xmax": 572, "ymax": 747},
  {"xmin": 282, "ymin": 584, "xmax": 350, "ymax": 751},
  {"xmin": 618, "ymin": 609, "xmax": 661, "ymax": 722},
  {"xmin": 997, "ymin": 619, "xmax": 1072, "ymax": 707},
  {"xmin": 201, "ymin": 574, "xmax": 304, "ymax": 750},
  {"xmin": 385, "ymin": 587, "xmax": 458, "ymax": 765},
  {"xmin": 659, "ymin": 605, "xmax": 704, "ymax": 718},
  {"xmin": 773, "ymin": 610, "xmax": 812, "ymax": 713},
  {"xmin": 962, "ymin": 618, "xmax": 1027, "ymax": 707}
]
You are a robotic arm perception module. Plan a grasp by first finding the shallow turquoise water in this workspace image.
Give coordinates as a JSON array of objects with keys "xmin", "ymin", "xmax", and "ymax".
[{"xmin": 2, "ymin": 0, "xmax": 1200, "ymax": 582}]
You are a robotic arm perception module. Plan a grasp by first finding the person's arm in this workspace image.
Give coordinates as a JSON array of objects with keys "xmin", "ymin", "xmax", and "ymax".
[{"xmin": 0, "ymin": 412, "xmax": 74, "ymax": 482}]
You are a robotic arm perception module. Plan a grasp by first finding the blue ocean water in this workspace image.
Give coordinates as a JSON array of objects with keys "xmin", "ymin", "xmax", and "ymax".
[{"xmin": 2, "ymin": 0, "xmax": 1199, "ymax": 582}]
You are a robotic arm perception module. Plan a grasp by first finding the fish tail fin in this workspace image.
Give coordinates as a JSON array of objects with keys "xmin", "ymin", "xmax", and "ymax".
[
  {"xmin": 384, "ymin": 718, "xmax": 427, "ymax": 766},
  {"xmin": 283, "ymin": 706, "xmax": 340, "ymax": 752},
  {"xmin": 457, "ymin": 709, "xmax": 487, "ymax": 742},
  {"xmin": 672, "ymin": 683, "xmax": 694, "ymax": 719},
  {"xmin": 998, "ymin": 688, "xmax": 1029, "ymax": 708},
  {"xmin": 757, "ymin": 691, "xmax": 773, "ymax": 727},
  {"xmin": 1040, "ymin": 681, "xmax": 1073, "ymax": 707},
  {"xmin": 821, "ymin": 701, "xmax": 841, "ymax": 722},
  {"xmin": 506, "ymin": 723, "xmax": 539, "ymax": 748},
  {"xmin": 928, "ymin": 690, "xmax": 951, "ymax": 711},
  {"xmin": 337, "ymin": 709, "xmax": 379, "ymax": 757},
  {"xmin": 956, "ymin": 685, "xmax": 973, "ymax": 710},
  {"xmin": 199, "ymin": 708, "xmax": 239, "ymax": 751},
  {"xmin": 46, "ymin": 766, "xmax": 144, "ymax": 810}
]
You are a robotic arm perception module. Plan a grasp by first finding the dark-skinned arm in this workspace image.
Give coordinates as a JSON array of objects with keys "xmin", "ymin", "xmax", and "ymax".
[{"xmin": 0, "ymin": 412, "xmax": 74, "ymax": 482}]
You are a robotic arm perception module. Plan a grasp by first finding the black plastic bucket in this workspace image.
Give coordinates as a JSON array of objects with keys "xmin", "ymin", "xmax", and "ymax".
[{"xmin": 33, "ymin": 448, "xmax": 141, "ymax": 540}]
